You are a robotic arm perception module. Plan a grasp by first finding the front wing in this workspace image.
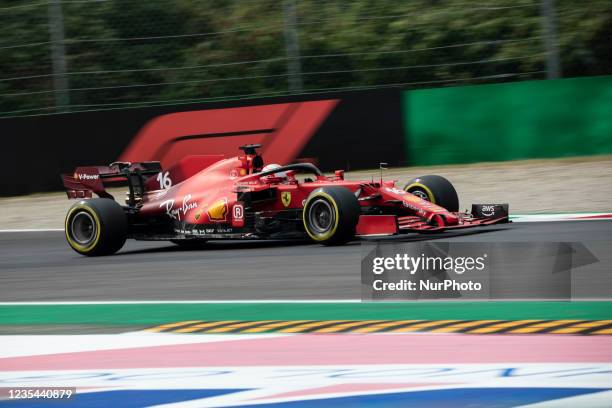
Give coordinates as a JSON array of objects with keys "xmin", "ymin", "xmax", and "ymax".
[{"xmin": 356, "ymin": 204, "xmax": 509, "ymax": 236}]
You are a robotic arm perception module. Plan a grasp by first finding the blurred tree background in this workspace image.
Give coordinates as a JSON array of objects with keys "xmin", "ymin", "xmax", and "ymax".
[{"xmin": 0, "ymin": 0, "xmax": 610, "ymax": 118}]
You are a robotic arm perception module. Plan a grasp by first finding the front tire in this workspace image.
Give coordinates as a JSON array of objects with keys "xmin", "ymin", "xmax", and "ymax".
[
  {"xmin": 404, "ymin": 175, "xmax": 459, "ymax": 212},
  {"xmin": 65, "ymin": 198, "xmax": 127, "ymax": 256},
  {"xmin": 303, "ymin": 187, "xmax": 360, "ymax": 245}
]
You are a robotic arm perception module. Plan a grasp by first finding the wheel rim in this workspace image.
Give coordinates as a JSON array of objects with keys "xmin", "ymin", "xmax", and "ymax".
[
  {"xmin": 70, "ymin": 211, "xmax": 97, "ymax": 245},
  {"xmin": 410, "ymin": 188, "xmax": 430, "ymax": 201},
  {"xmin": 308, "ymin": 198, "xmax": 335, "ymax": 234}
]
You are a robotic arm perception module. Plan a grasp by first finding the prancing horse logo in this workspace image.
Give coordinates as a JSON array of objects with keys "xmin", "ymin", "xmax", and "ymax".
[{"xmin": 281, "ymin": 192, "xmax": 291, "ymax": 207}]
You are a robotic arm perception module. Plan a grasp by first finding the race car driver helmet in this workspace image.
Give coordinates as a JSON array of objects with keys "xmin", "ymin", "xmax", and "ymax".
[{"xmin": 262, "ymin": 163, "xmax": 287, "ymax": 178}]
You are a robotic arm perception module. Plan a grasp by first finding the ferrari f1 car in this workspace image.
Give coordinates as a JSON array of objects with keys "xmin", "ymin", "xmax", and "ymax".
[{"xmin": 62, "ymin": 144, "xmax": 508, "ymax": 256}]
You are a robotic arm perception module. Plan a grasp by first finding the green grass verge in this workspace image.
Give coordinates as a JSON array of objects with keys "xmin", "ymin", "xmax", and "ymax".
[{"xmin": 1, "ymin": 302, "xmax": 611, "ymax": 326}]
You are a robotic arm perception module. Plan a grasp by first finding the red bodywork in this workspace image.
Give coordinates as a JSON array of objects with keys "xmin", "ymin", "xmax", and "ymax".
[{"xmin": 62, "ymin": 148, "xmax": 507, "ymax": 240}]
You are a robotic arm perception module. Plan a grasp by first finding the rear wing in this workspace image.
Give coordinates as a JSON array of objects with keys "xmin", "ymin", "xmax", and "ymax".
[{"xmin": 61, "ymin": 161, "xmax": 162, "ymax": 206}]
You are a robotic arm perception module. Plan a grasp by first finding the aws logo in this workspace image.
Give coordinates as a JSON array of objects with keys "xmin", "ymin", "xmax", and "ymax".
[{"xmin": 481, "ymin": 205, "xmax": 496, "ymax": 217}]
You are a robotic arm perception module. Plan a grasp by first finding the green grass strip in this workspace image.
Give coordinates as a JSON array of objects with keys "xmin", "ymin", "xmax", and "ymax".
[{"xmin": 1, "ymin": 302, "xmax": 611, "ymax": 326}]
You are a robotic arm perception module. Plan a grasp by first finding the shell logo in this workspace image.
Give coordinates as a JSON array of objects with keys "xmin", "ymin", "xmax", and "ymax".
[{"xmin": 207, "ymin": 199, "xmax": 228, "ymax": 221}]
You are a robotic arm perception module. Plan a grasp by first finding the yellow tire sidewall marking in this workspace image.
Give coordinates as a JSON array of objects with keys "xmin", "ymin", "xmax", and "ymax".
[
  {"xmin": 303, "ymin": 191, "xmax": 340, "ymax": 242},
  {"xmin": 404, "ymin": 182, "xmax": 436, "ymax": 204},
  {"xmin": 65, "ymin": 203, "xmax": 102, "ymax": 253}
]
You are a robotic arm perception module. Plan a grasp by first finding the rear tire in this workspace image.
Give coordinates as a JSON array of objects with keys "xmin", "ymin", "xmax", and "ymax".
[
  {"xmin": 303, "ymin": 187, "xmax": 360, "ymax": 245},
  {"xmin": 404, "ymin": 175, "xmax": 459, "ymax": 212},
  {"xmin": 65, "ymin": 198, "xmax": 127, "ymax": 256}
]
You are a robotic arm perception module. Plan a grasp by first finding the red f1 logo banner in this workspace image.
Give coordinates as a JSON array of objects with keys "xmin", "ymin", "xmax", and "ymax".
[{"xmin": 118, "ymin": 101, "xmax": 339, "ymax": 169}]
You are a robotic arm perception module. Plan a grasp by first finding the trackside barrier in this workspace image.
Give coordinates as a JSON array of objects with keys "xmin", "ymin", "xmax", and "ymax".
[{"xmin": 404, "ymin": 75, "xmax": 612, "ymax": 165}]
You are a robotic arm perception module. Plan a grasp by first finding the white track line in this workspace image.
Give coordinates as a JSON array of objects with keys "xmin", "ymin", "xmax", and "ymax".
[
  {"xmin": 2, "ymin": 299, "xmax": 610, "ymax": 305},
  {"xmin": 0, "ymin": 228, "xmax": 63, "ymax": 233},
  {"xmin": 0, "ymin": 300, "xmax": 361, "ymax": 305},
  {"xmin": 0, "ymin": 333, "xmax": 288, "ymax": 358},
  {"xmin": 511, "ymin": 213, "xmax": 612, "ymax": 222}
]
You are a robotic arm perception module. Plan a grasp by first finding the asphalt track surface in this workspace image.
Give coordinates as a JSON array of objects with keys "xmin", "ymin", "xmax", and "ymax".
[{"xmin": 1, "ymin": 221, "xmax": 611, "ymax": 301}]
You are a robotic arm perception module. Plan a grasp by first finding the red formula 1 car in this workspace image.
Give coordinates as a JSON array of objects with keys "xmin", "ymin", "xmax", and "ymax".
[{"xmin": 62, "ymin": 144, "xmax": 508, "ymax": 256}]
